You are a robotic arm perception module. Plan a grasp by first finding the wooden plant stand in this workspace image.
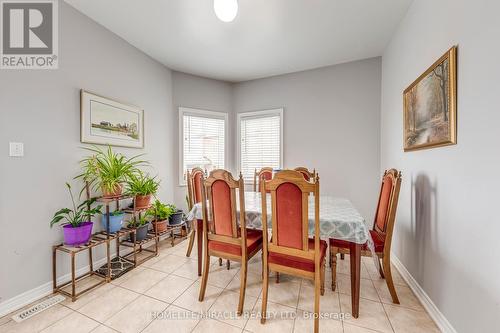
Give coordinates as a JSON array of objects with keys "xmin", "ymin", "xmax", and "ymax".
[
  {"xmin": 92, "ymin": 228, "xmax": 137, "ymax": 279},
  {"xmin": 52, "ymin": 234, "xmax": 111, "ymax": 302},
  {"xmin": 157, "ymin": 221, "xmax": 187, "ymax": 247}
]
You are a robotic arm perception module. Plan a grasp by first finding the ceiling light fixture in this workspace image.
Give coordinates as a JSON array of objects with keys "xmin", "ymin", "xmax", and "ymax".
[{"xmin": 214, "ymin": 0, "xmax": 238, "ymax": 23}]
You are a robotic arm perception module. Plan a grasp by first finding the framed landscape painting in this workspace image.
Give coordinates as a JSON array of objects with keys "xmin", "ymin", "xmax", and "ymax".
[
  {"xmin": 81, "ymin": 90, "xmax": 144, "ymax": 148},
  {"xmin": 403, "ymin": 46, "xmax": 457, "ymax": 151}
]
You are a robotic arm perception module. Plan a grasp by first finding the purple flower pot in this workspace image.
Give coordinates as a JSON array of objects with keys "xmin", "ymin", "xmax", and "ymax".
[{"xmin": 63, "ymin": 221, "xmax": 93, "ymax": 246}]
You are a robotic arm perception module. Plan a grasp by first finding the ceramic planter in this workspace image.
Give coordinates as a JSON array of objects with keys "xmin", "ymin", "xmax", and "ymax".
[
  {"xmin": 101, "ymin": 212, "xmax": 124, "ymax": 233},
  {"xmin": 63, "ymin": 221, "xmax": 93, "ymax": 246},
  {"xmin": 169, "ymin": 210, "xmax": 183, "ymax": 225},
  {"xmin": 130, "ymin": 224, "xmax": 149, "ymax": 242},
  {"xmin": 152, "ymin": 219, "xmax": 168, "ymax": 233},
  {"xmin": 134, "ymin": 194, "xmax": 152, "ymax": 209}
]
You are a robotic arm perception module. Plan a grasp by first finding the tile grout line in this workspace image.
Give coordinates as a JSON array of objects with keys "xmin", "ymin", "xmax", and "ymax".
[
  {"xmin": 32, "ymin": 304, "xmax": 75, "ymax": 333},
  {"xmin": 5, "ymin": 240, "xmax": 429, "ymax": 333},
  {"xmin": 73, "ymin": 285, "xmax": 141, "ymax": 328},
  {"xmin": 290, "ymin": 278, "xmax": 304, "ymax": 333}
]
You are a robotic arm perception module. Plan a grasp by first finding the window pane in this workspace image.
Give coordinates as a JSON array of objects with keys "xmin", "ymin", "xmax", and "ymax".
[
  {"xmin": 183, "ymin": 113, "xmax": 225, "ymax": 181},
  {"xmin": 240, "ymin": 114, "xmax": 281, "ymax": 183}
]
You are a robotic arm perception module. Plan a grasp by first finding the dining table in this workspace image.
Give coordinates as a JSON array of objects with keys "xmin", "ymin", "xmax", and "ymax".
[{"xmin": 185, "ymin": 191, "xmax": 373, "ymax": 318}]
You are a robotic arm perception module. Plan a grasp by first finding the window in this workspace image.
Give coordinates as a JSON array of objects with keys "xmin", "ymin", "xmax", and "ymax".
[
  {"xmin": 179, "ymin": 107, "xmax": 227, "ymax": 185},
  {"xmin": 238, "ymin": 109, "xmax": 283, "ymax": 184}
]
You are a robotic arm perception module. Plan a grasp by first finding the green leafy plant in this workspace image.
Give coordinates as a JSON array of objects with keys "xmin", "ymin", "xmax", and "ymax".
[
  {"xmin": 109, "ymin": 210, "xmax": 124, "ymax": 217},
  {"xmin": 147, "ymin": 200, "xmax": 175, "ymax": 221},
  {"xmin": 76, "ymin": 145, "xmax": 147, "ymax": 195},
  {"xmin": 128, "ymin": 214, "xmax": 149, "ymax": 228},
  {"xmin": 125, "ymin": 171, "xmax": 160, "ymax": 196},
  {"xmin": 50, "ymin": 183, "xmax": 103, "ymax": 228}
]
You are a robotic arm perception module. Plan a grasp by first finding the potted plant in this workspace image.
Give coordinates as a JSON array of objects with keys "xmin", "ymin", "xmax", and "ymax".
[
  {"xmin": 168, "ymin": 204, "xmax": 184, "ymax": 225},
  {"xmin": 50, "ymin": 183, "xmax": 103, "ymax": 246},
  {"xmin": 128, "ymin": 215, "xmax": 150, "ymax": 242},
  {"xmin": 147, "ymin": 200, "xmax": 175, "ymax": 233},
  {"xmin": 101, "ymin": 210, "xmax": 125, "ymax": 233},
  {"xmin": 77, "ymin": 145, "xmax": 147, "ymax": 198},
  {"xmin": 126, "ymin": 171, "xmax": 160, "ymax": 209}
]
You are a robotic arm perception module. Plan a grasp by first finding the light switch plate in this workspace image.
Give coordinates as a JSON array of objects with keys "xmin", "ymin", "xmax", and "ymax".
[{"xmin": 9, "ymin": 142, "xmax": 24, "ymax": 157}]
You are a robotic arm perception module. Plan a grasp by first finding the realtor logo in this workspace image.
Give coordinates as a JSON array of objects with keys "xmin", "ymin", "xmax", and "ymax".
[{"xmin": 1, "ymin": 0, "xmax": 58, "ymax": 69}]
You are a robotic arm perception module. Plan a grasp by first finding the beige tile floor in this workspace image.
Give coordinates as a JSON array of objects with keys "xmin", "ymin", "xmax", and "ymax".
[{"xmin": 0, "ymin": 239, "xmax": 440, "ymax": 333}]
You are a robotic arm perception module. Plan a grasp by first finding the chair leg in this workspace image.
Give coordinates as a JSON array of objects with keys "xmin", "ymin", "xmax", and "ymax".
[
  {"xmin": 261, "ymin": 251, "xmax": 264, "ymax": 279},
  {"xmin": 328, "ymin": 245, "xmax": 332, "ymax": 268},
  {"xmin": 379, "ymin": 258, "xmax": 385, "ymax": 279},
  {"xmin": 275, "ymin": 272, "xmax": 280, "ymax": 283},
  {"xmin": 198, "ymin": 254, "xmax": 211, "ymax": 302},
  {"xmin": 320, "ymin": 260, "xmax": 325, "ymax": 296},
  {"xmin": 261, "ymin": 262, "xmax": 269, "ymax": 324},
  {"xmin": 185, "ymin": 228, "xmax": 195, "ymax": 257},
  {"xmin": 219, "ymin": 258, "xmax": 223, "ymax": 266},
  {"xmin": 382, "ymin": 255, "xmax": 400, "ymax": 304},
  {"xmin": 314, "ymin": 267, "xmax": 321, "ymax": 333},
  {"xmin": 331, "ymin": 250, "xmax": 338, "ymax": 291},
  {"xmin": 227, "ymin": 259, "xmax": 230, "ymax": 270},
  {"xmin": 237, "ymin": 260, "xmax": 248, "ymax": 315}
]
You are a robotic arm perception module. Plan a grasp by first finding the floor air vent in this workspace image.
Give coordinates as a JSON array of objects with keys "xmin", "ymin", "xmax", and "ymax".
[{"xmin": 11, "ymin": 294, "xmax": 66, "ymax": 323}]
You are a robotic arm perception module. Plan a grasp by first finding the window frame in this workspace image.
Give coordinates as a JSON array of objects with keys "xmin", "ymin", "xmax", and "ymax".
[
  {"xmin": 179, "ymin": 107, "xmax": 229, "ymax": 186},
  {"xmin": 236, "ymin": 108, "xmax": 284, "ymax": 185}
]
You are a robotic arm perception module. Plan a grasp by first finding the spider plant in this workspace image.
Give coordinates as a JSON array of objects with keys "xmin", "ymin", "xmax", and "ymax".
[
  {"xmin": 50, "ymin": 183, "xmax": 103, "ymax": 228},
  {"xmin": 125, "ymin": 171, "xmax": 160, "ymax": 196},
  {"xmin": 76, "ymin": 145, "xmax": 147, "ymax": 196},
  {"xmin": 146, "ymin": 200, "xmax": 176, "ymax": 221},
  {"xmin": 128, "ymin": 214, "xmax": 149, "ymax": 227}
]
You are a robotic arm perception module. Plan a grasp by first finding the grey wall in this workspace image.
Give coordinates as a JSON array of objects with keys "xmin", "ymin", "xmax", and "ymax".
[
  {"xmin": 0, "ymin": 3, "xmax": 174, "ymax": 302},
  {"xmin": 380, "ymin": 0, "xmax": 500, "ymax": 331},
  {"xmin": 171, "ymin": 71, "xmax": 233, "ymax": 210},
  {"xmin": 233, "ymin": 58, "xmax": 382, "ymax": 220}
]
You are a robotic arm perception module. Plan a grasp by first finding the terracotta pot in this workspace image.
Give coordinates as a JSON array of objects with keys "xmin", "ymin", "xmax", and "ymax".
[
  {"xmin": 152, "ymin": 219, "xmax": 168, "ymax": 233},
  {"xmin": 102, "ymin": 184, "xmax": 123, "ymax": 198},
  {"xmin": 135, "ymin": 194, "xmax": 152, "ymax": 209}
]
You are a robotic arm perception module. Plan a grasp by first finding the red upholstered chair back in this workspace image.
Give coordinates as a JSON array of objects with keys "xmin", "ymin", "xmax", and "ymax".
[
  {"xmin": 262, "ymin": 170, "xmax": 320, "ymax": 255},
  {"xmin": 186, "ymin": 167, "xmax": 205, "ymax": 210},
  {"xmin": 201, "ymin": 169, "xmax": 247, "ymax": 246},
  {"xmin": 254, "ymin": 167, "xmax": 273, "ymax": 192},
  {"xmin": 193, "ymin": 172, "xmax": 203, "ymax": 203},
  {"xmin": 373, "ymin": 169, "xmax": 402, "ymax": 237},
  {"xmin": 294, "ymin": 167, "xmax": 316, "ymax": 182}
]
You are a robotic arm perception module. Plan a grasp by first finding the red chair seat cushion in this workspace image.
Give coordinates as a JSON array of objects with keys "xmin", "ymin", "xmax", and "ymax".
[
  {"xmin": 268, "ymin": 238, "xmax": 327, "ymax": 272},
  {"xmin": 208, "ymin": 229, "xmax": 263, "ymax": 256},
  {"xmin": 329, "ymin": 230, "xmax": 386, "ymax": 253}
]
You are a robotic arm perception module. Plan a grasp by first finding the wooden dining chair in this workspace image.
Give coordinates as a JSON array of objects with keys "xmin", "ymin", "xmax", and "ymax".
[
  {"xmin": 185, "ymin": 167, "xmax": 205, "ymax": 258},
  {"xmin": 294, "ymin": 167, "xmax": 316, "ymax": 181},
  {"xmin": 330, "ymin": 169, "xmax": 402, "ymax": 304},
  {"xmin": 260, "ymin": 170, "xmax": 326, "ymax": 333},
  {"xmin": 186, "ymin": 168, "xmax": 229, "ymax": 270},
  {"xmin": 253, "ymin": 167, "xmax": 273, "ymax": 192},
  {"xmin": 198, "ymin": 169, "xmax": 264, "ymax": 315}
]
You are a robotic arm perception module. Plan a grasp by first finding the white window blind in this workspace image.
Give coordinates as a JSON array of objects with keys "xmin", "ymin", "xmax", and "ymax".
[
  {"xmin": 180, "ymin": 108, "xmax": 226, "ymax": 184},
  {"xmin": 239, "ymin": 109, "xmax": 283, "ymax": 183}
]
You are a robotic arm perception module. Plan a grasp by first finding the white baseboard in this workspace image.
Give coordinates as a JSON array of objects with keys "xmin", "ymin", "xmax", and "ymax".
[
  {"xmin": 391, "ymin": 253, "xmax": 457, "ymax": 333},
  {"xmin": 0, "ymin": 257, "xmax": 108, "ymax": 318}
]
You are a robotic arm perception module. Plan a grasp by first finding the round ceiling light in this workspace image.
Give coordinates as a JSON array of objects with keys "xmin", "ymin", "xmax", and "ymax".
[{"xmin": 214, "ymin": 0, "xmax": 238, "ymax": 22}]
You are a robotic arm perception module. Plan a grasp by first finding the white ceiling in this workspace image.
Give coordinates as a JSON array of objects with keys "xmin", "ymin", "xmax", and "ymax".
[{"xmin": 65, "ymin": 0, "xmax": 413, "ymax": 82}]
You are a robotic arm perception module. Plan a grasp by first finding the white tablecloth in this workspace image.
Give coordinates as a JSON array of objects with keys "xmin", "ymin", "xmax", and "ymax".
[{"xmin": 186, "ymin": 192, "xmax": 371, "ymax": 245}]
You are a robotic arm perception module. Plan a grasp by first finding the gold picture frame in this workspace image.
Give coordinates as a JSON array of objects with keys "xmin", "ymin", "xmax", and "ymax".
[
  {"xmin": 80, "ymin": 90, "xmax": 144, "ymax": 149},
  {"xmin": 403, "ymin": 46, "xmax": 457, "ymax": 152}
]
